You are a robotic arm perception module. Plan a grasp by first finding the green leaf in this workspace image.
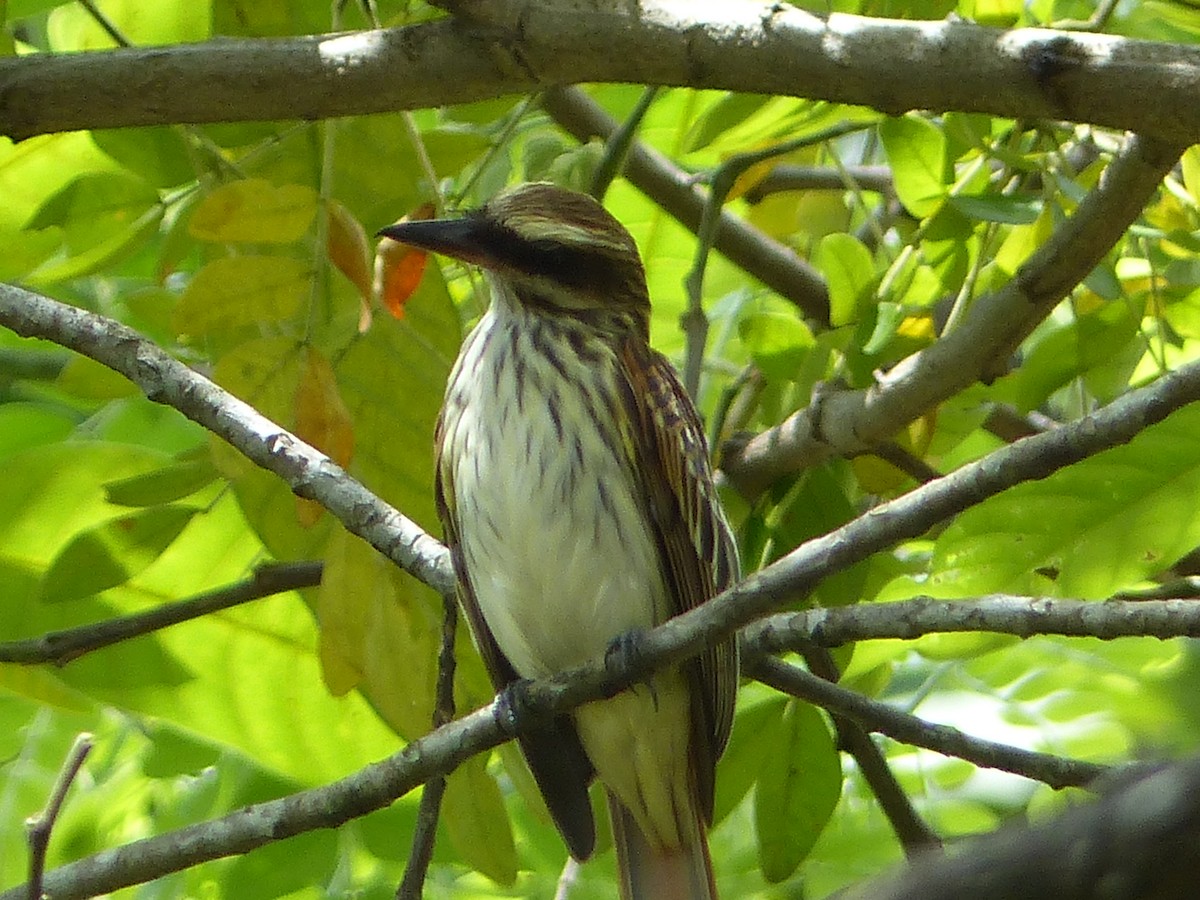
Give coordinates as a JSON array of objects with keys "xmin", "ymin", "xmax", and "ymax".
[
  {"xmin": 316, "ymin": 528, "xmax": 440, "ymax": 739},
  {"xmin": 814, "ymin": 233, "xmax": 875, "ymax": 327},
  {"xmin": 686, "ymin": 92, "xmax": 772, "ymax": 152},
  {"xmin": 879, "ymin": 115, "xmax": 948, "ymax": 218},
  {"xmin": 28, "ymin": 170, "xmax": 160, "ymax": 250},
  {"xmin": 0, "ymin": 224, "xmax": 61, "ymax": 280},
  {"xmin": 47, "ymin": 0, "xmax": 210, "ymax": 49},
  {"xmin": 24, "ymin": 171, "xmax": 164, "ymax": 284},
  {"xmin": 928, "ymin": 402, "xmax": 1200, "ymax": 599},
  {"xmin": 993, "ymin": 299, "xmax": 1143, "ymax": 412},
  {"xmin": 0, "ymin": 403, "xmax": 75, "ymax": 458},
  {"xmin": 173, "ymin": 255, "xmax": 310, "ymax": 337},
  {"xmin": 91, "ymin": 126, "xmax": 197, "ymax": 190},
  {"xmin": 714, "ymin": 695, "xmax": 788, "ymax": 825},
  {"xmin": 754, "ymin": 699, "xmax": 842, "ymax": 882},
  {"xmin": 39, "ymin": 505, "xmax": 197, "ymax": 603},
  {"xmin": 949, "ymin": 194, "xmax": 1043, "ymax": 225},
  {"xmin": 738, "ymin": 303, "xmax": 815, "ymax": 382},
  {"xmin": 0, "ymin": 131, "xmax": 121, "ymax": 231},
  {"xmin": 862, "ymin": 301, "xmax": 905, "ymax": 355},
  {"xmin": 103, "ymin": 457, "xmax": 219, "ymax": 506}
]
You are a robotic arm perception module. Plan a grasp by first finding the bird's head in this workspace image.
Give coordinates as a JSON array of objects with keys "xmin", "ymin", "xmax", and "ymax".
[{"xmin": 379, "ymin": 183, "xmax": 650, "ymax": 332}]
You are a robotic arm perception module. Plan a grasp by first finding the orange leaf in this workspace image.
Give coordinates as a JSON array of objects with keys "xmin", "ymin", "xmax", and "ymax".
[
  {"xmin": 293, "ymin": 347, "xmax": 355, "ymax": 527},
  {"xmin": 327, "ymin": 200, "xmax": 374, "ymax": 331},
  {"xmin": 375, "ymin": 202, "xmax": 435, "ymax": 320}
]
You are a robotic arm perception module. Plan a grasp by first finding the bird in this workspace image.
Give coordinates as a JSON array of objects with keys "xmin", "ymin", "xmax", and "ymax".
[{"xmin": 379, "ymin": 182, "xmax": 739, "ymax": 899}]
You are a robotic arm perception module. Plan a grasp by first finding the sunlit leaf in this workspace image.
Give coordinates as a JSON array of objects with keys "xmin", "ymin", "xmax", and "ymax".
[
  {"xmin": 103, "ymin": 457, "xmax": 219, "ymax": 507},
  {"xmin": 814, "ymin": 233, "xmax": 874, "ymax": 327},
  {"xmin": 950, "ymin": 194, "xmax": 1043, "ymax": 225},
  {"xmin": 879, "ymin": 114, "xmax": 948, "ymax": 218},
  {"xmin": 25, "ymin": 171, "xmax": 164, "ymax": 284},
  {"xmin": 928, "ymin": 402, "xmax": 1200, "ymax": 599},
  {"xmin": 687, "ymin": 93, "xmax": 772, "ymax": 152},
  {"xmin": 738, "ymin": 303, "xmax": 815, "ymax": 382}
]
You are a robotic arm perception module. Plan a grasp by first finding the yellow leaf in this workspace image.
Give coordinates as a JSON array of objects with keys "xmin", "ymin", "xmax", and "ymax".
[
  {"xmin": 173, "ymin": 256, "xmax": 309, "ymax": 336},
  {"xmin": 726, "ymin": 158, "xmax": 775, "ymax": 202},
  {"xmin": 189, "ymin": 179, "xmax": 318, "ymax": 243},
  {"xmin": 895, "ymin": 314, "xmax": 935, "ymax": 341}
]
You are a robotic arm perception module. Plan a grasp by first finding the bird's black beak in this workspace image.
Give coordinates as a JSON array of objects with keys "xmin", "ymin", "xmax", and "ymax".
[{"xmin": 377, "ymin": 217, "xmax": 494, "ymax": 267}]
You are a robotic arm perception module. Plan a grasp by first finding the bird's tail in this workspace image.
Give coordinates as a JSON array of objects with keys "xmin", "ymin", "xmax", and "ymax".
[{"xmin": 609, "ymin": 791, "xmax": 717, "ymax": 900}]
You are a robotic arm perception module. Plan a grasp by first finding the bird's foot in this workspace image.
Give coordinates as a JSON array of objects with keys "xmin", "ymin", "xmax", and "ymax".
[
  {"xmin": 603, "ymin": 630, "xmax": 658, "ymax": 706},
  {"xmin": 495, "ymin": 678, "xmax": 536, "ymax": 736}
]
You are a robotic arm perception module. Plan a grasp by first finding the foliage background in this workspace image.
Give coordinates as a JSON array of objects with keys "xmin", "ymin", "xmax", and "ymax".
[{"xmin": 3, "ymin": 0, "xmax": 1200, "ymax": 898}]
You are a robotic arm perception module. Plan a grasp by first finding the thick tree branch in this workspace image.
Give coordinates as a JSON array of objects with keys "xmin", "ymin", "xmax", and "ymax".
[
  {"xmin": 4, "ymin": 5, "xmax": 1200, "ymax": 144},
  {"xmin": 722, "ymin": 132, "xmax": 1183, "ymax": 497},
  {"xmin": 841, "ymin": 757, "xmax": 1200, "ymax": 900}
]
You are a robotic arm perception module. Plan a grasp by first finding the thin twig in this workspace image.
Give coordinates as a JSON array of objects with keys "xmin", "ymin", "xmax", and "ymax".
[
  {"xmin": 396, "ymin": 595, "xmax": 458, "ymax": 899},
  {"xmin": 26, "ymin": 733, "xmax": 94, "ymax": 900},
  {"xmin": 682, "ymin": 119, "xmax": 868, "ymax": 397},
  {"xmin": 747, "ymin": 655, "xmax": 1106, "ymax": 789},
  {"xmin": 800, "ymin": 645, "xmax": 941, "ymax": 855},
  {"xmin": 866, "ymin": 443, "xmax": 943, "ymax": 485},
  {"xmin": 0, "ymin": 561, "xmax": 323, "ymax": 666},
  {"xmin": 744, "ymin": 164, "xmax": 895, "ymax": 201}
]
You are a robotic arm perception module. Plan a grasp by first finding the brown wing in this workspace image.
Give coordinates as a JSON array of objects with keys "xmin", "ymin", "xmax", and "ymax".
[
  {"xmin": 617, "ymin": 338, "xmax": 740, "ymax": 823},
  {"xmin": 434, "ymin": 413, "xmax": 597, "ymax": 860}
]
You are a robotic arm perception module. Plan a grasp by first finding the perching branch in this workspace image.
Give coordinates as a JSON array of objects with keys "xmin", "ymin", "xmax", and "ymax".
[
  {"xmin": 6, "ymin": 285, "xmax": 1200, "ymax": 897},
  {"xmin": 722, "ymin": 132, "xmax": 1184, "ymax": 497},
  {"xmin": 4, "ymin": 4, "xmax": 1200, "ymax": 144}
]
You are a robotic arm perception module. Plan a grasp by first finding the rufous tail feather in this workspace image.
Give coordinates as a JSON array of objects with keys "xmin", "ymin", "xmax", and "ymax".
[{"xmin": 609, "ymin": 791, "xmax": 716, "ymax": 900}]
